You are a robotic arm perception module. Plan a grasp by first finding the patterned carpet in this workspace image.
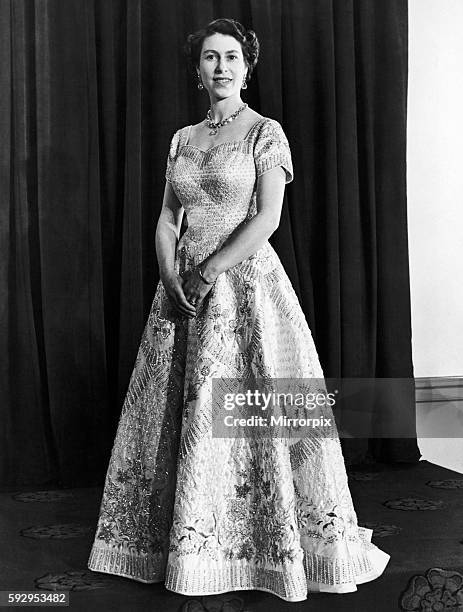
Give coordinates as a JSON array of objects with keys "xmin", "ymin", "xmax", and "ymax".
[{"xmin": 1, "ymin": 459, "xmax": 462, "ymax": 612}]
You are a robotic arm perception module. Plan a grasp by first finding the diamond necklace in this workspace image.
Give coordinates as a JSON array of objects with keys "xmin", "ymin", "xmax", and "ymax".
[{"xmin": 205, "ymin": 102, "xmax": 248, "ymax": 136}]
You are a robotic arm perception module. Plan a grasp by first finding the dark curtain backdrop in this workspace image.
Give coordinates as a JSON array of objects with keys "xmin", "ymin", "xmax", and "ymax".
[{"xmin": 1, "ymin": 0, "xmax": 421, "ymax": 488}]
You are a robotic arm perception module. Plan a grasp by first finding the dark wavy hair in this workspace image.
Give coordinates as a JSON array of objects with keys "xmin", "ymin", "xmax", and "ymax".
[{"xmin": 184, "ymin": 18, "xmax": 260, "ymax": 84}]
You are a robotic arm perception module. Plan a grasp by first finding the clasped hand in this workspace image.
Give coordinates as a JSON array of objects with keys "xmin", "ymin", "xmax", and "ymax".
[{"xmin": 161, "ymin": 268, "xmax": 214, "ymax": 319}]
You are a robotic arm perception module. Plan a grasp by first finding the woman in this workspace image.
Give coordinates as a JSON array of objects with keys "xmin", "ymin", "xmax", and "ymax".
[{"xmin": 88, "ymin": 18, "xmax": 390, "ymax": 603}]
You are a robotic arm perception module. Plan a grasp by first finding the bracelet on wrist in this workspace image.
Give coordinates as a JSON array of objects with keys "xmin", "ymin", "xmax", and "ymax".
[{"xmin": 197, "ymin": 265, "xmax": 215, "ymax": 285}]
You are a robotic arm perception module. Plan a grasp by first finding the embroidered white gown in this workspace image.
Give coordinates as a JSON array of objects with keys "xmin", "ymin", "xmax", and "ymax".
[{"xmin": 87, "ymin": 116, "xmax": 390, "ymax": 602}]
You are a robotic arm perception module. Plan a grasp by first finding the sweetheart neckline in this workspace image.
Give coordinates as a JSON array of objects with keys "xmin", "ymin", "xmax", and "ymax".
[
  {"xmin": 182, "ymin": 117, "xmax": 267, "ymax": 154},
  {"xmin": 181, "ymin": 140, "xmax": 250, "ymax": 155}
]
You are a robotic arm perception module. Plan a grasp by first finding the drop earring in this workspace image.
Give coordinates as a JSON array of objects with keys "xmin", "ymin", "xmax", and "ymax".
[
  {"xmin": 241, "ymin": 75, "xmax": 248, "ymax": 90},
  {"xmin": 197, "ymin": 73, "xmax": 204, "ymax": 90}
]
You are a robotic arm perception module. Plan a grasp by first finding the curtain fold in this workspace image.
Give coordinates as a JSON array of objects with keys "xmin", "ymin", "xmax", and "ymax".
[{"xmin": 0, "ymin": 0, "xmax": 420, "ymax": 487}]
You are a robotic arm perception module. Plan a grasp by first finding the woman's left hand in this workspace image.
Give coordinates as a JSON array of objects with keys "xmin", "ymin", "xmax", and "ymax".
[{"xmin": 181, "ymin": 267, "xmax": 215, "ymax": 312}]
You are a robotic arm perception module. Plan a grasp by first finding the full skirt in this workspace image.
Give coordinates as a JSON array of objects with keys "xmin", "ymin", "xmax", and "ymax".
[{"xmin": 87, "ymin": 242, "xmax": 390, "ymax": 602}]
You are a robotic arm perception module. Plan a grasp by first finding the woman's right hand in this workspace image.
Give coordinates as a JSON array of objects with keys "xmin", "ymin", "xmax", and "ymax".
[{"xmin": 161, "ymin": 270, "xmax": 196, "ymax": 319}]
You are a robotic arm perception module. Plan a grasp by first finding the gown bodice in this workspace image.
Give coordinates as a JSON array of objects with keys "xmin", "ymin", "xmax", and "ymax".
[{"xmin": 165, "ymin": 117, "xmax": 293, "ymax": 263}]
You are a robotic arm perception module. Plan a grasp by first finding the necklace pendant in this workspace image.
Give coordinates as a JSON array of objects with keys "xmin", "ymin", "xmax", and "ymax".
[{"xmin": 205, "ymin": 102, "xmax": 248, "ymax": 136}]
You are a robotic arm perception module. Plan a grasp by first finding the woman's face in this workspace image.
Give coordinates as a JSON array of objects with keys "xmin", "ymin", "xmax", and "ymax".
[{"xmin": 197, "ymin": 33, "xmax": 248, "ymax": 101}]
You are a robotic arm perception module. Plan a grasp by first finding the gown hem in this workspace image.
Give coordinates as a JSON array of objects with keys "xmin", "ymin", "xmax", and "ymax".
[{"xmin": 87, "ymin": 533, "xmax": 391, "ymax": 601}]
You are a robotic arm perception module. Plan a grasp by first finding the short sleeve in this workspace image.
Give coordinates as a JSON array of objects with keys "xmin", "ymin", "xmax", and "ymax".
[
  {"xmin": 254, "ymin": 119, "xmax": 293, "ymax": 184},
  {"xmin": 165, "ymin": 129, "xmax": 182, "ymax": 183}
]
